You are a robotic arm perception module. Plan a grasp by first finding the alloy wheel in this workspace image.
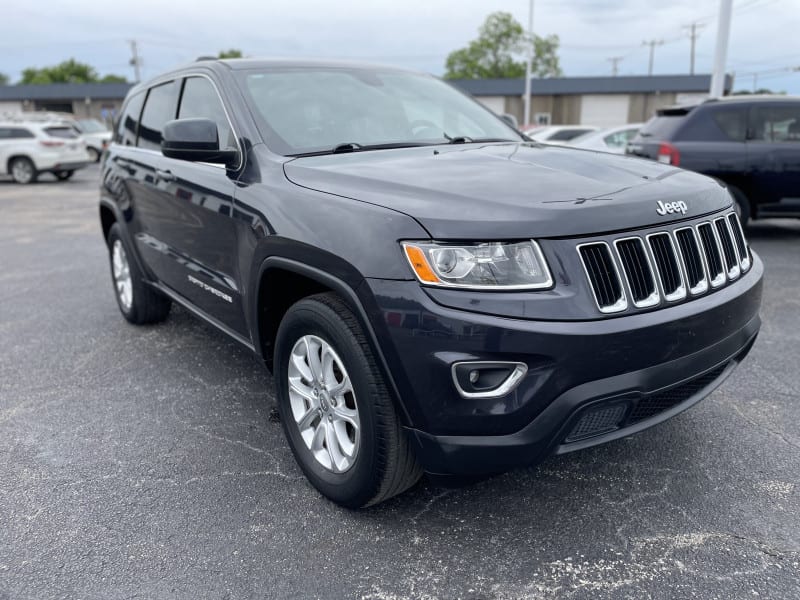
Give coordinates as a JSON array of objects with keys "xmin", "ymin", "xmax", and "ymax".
[
  {"xmin": 287, "ymin": 335, "xmax": 360, "ymax": 473},
  {"xmin": 112, "ymin": 240, "xmax": 133, "ymax": 311}
]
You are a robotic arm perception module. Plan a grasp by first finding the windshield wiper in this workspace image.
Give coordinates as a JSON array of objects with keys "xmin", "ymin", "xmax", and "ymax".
[
  {"xmin": 443, "ymin": 133, "xmax": 473, "ymax": 144},
  {"xmin": 287, "ymin": 141, "xmax": 435, "ymax": 158}
]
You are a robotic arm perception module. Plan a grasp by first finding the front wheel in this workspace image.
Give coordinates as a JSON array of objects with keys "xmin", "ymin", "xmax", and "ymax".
[
  {"xmin": 727, "ymin": 184, "xmax": 751, "ymax": 226},
  {"xmin": 87, "ymin": 147, "xmax": 100, "ymax": 162},
  {"xmin": 274, "ymin": 293, "xmax": 422, "ymax": 508},
  {"xmin": 55, "ymin": 170, "xmax": 74, "ymax": 181}
]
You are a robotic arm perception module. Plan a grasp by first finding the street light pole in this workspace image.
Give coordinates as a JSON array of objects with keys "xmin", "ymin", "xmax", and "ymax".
[
  {"xmin": 523, "ymin": 0, "xmax": 534, "ymax": 127},
  {"xmin": 710, "ymin": 0, "xmax": 734, "ymax": 97}
]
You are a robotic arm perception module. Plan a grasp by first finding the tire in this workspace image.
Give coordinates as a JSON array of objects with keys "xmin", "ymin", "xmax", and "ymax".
[
  {"xmin": 9, "ymin": 157, "xmax": 37, "ymax": 184},
  {"xmin": 726, "ymin": 184, "xmax": 751, "ymax": 226},
  {"xmin": 87, "ymin": 147, "xmax": 100, "ymax": 162},
  {"xmin": 55, "ymin": 170, "xmax": 74, "ymax": 181},
  {"xmin": 106, "ymin": 223, "xmax": 171, "ymax": 325},
  {"xmin": 274, "ymin": 292, "xmax": 422, "ymax": 508}
]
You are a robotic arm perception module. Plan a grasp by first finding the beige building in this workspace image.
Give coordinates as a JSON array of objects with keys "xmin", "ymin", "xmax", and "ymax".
[
  {"xmin": 0, "ymin": 83, "xmax": 133, "ymax": 125},
  {"xmin": 450, "ymin": 74, "xmax": 732, "ymax": 127}
]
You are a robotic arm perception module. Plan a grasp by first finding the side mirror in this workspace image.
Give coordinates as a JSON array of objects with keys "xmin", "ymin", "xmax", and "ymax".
[
  {"xmin": 161, "ymin": 118, "xmax": 238, "ymax": 166},
  {"xmin": 500, "ymin": 113, "xmax": 519, "ymax": 130}
]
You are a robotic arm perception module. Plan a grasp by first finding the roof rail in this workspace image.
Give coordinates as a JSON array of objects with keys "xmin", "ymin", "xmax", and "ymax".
[{"xmin": 195, "ymin": 56, "xmax": 218, "ymax": 62}]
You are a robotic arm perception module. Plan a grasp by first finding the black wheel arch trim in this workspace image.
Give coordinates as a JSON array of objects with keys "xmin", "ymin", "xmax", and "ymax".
[{"xmin": 254, "ymin": 255, "xmax": 414, "ymax": 426}]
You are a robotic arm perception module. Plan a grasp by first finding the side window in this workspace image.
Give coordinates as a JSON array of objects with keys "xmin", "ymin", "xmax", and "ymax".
[
  {"xmin": 138, "ymin": 81, "xmax": 179, "ymax": 151},
  {"xmin": 178, "ymin": 77, "xmax": 235, "ymax": 150},
  {"xmin": 751, "ymin": 103, "xmax": 800, "ymax": 142},
  {"xmin": 116, "ymin": 91, "xmax": 145, "ymax": 146},
  {"xmin": 0, "ymin": 128, "xmax": 34, "ymax": 139},
  {"xmin": 712, "ymin": 108, "xmax": 747, "ymax": 142}
]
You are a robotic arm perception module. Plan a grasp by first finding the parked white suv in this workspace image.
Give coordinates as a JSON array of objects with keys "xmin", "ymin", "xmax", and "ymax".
[
  {"xmin": 72, "ymin": 118, "xmax": 112, "ymax": 162},
  {"xmin": 0, "ymin": 121, "xmax": 91, "ymax": 183}
]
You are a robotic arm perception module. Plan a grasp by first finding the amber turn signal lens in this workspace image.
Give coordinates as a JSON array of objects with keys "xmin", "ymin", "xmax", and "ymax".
[{"xmin": 402, "ymin": 244, "xmax": 441, "ymax": 283}]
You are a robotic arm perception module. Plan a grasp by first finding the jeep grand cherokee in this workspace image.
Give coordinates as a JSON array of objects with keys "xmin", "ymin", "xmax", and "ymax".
[{"xmin": 99, "ymin": 59, "xmax": 763, "ymax": 508}]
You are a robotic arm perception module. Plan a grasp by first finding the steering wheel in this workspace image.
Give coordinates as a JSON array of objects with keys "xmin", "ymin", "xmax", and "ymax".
[{"xmin": 409, "ymin": 119, "xmax": 442, "ymax": 139}]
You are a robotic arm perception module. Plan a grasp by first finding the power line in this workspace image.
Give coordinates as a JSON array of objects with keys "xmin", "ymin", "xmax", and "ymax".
[
  {"xmin": 642, "ymin": 39, "xmax": 664, "ymax": 76},
  {"xmin": 682, "ymin": 22, "xmax": 706, "ymax": 75},
  {"xmin": 128, "ymin": 40, "xmax": 141, "ymax": 83},
  {"xmin": 607, "ymin": 56, "xmax": 623, "ymax": 76}
]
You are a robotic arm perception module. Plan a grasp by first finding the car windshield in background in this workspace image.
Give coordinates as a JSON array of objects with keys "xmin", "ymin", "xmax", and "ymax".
[
  {"xmin": 77, "ymin": 119, "xmax": 108, "ymax": 133},
  {"xmin": 237, "ymin": 68, "xmax": 522, "ymax": 156},
  {"xmin": 44, "ymin": 126, "xmax": 79, "ymax": 139}
]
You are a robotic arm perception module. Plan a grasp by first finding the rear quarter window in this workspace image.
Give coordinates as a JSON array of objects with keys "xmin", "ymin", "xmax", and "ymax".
[
  {"xmin": 138, "ymin": 81, "xmax": 180, "ymax": 151},
  {"xmin": 116, "ymin": 90, "xmax": 146, "ymax": 146},
  {"xmin": 43, "ymin": 126, "xmax": 79, "ymax": 139},
  {"xmin": 637, "ymin": 114, "xmax": 688, "ymax": 141},
  {"xmin": 677, "ymin": 106, "xmax": 748, "ymax": 142}
]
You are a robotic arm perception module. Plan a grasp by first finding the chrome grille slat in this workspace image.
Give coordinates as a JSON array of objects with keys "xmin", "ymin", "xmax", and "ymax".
[
  {"xmin": 578, "ymin": 211, "xmax": 750, "ymax": 314},
  {"xmin": 714, "ymin": 217, "xmax": 740, "ymax": 280},
  {"xmin": 727, "ymin": 213, "xmax": 751, "ymax": 272},
  {"xmin": 647, "ymin": 232, "xmax": 687, "ymax": 302},
  {"xmin": 614, "ymin": 237, "xmax": 659, "ymax": 308},
  {"xmin": 696, "ymin": 222, "xmax": 726, "ymax": 288},
  {"xmin": 577, "ymin": 242, "xmax": 627, "ymax": 313},
  {"xmin": 674, "ymin": 227, "xmax": 708, "ymax": 295}
]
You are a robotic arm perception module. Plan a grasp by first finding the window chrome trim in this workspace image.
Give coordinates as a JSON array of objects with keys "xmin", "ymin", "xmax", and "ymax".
[
  {"xmin": 576, "ymin": 241, "xmax": 628, "ymax": 314},
  {"xmin": 612, "ymin": 236, "xmax": 660, "ymax": 308}
]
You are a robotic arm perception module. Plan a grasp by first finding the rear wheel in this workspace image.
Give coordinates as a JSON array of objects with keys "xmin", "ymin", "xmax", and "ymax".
[
  {"xmin": 10, "ymin": 157, "xmax": 37, "ymax": 184},
  {"xmin": 55, "ymin": 170, "xmax": 74, "ymax": 181},
  {"xmin": 726, "ymin": 184, "xmax": 751, "ymax": 226},
  {"xmin": 107, "ymin": 223, "xmax": 171, "ymax": 324},
  {"xmin": 274, "ymin": 292, "xmax": 422, "ymax": 508}
]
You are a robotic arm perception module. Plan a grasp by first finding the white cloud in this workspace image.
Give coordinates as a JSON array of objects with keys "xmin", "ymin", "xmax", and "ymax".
[{"xmin": 0, "ymin": 0, "xmax": 797, "ymax": 92}]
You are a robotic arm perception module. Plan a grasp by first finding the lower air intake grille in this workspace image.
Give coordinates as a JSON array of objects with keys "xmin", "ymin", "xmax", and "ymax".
[
  {"xmin": 628, "ymin": 364, "xmax": 727, "ymax": 424},
  {"xmin": 564, "ymin": 404, "xmax": 627, "ymax": 443},
  {"xmin": 563, "ymin": 363, "xmax": 729, "ymax": 445}
]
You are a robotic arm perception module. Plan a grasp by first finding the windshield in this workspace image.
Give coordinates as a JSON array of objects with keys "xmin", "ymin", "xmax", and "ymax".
[
  {"xmin": 77, "ymin": 119, "xmax": 108, "ymax": 133},
  {"xmin": 237, "ymin": 67, "xmax": 522, "ymax": 155}
]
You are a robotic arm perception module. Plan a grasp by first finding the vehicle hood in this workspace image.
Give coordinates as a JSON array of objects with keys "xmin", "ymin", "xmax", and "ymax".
[
  {"xmin": 83, "ymin": 131, "xmax": 112, "ymax": 144},
  {"xmin": 283, "ymin": 142, "xmax": 732, "ymax": 238}
]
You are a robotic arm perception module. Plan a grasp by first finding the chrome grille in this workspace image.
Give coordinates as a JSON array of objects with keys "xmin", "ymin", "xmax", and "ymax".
[
  {"xmin": 578, "ymin": 242, "xmax": 627, "ymax": 313},
  {"xmin": 578, "ymin": 212, "xmax": 750, "ymax": 313}
]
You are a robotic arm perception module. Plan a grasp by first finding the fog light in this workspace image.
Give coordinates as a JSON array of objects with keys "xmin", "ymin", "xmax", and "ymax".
[{"xmin": 452, "ymin": 361, "xmax": 528, "ymax": 399}]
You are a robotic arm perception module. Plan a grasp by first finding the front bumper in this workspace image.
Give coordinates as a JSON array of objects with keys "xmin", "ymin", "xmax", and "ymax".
[{"xmin": 363, "ymin": 253, "xmax": 763, "ymax": 476}]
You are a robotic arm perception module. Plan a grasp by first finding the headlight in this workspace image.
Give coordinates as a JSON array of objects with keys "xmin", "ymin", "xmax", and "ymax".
[{"xmin": 401, "ymin": 240, "xmax": 553, "ymax": 290}]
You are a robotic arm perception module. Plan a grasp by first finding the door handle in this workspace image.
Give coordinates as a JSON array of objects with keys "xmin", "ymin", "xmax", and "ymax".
[{"xmin": 155, "ymin": 168, "xmax": 176, "ymax": 182}]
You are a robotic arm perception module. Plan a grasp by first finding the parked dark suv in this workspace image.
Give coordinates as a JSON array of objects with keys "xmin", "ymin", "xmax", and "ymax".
[
  {"xmin": 627, "ymin": 95, "xmax": 800, "ymax": 224},
  {"xmin": 99, "ymin": 59, "xmax": 762, "ymax": 508}
]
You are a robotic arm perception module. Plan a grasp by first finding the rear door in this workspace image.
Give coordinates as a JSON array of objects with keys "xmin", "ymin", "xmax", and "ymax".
[
  {"xmin": 674, "ymin": 104, "xmax": 749, "ymax": 177},
  {"xmin": 128, "ymin": 75, "xmax": 247, "ymax": 337},
  {"xmin": 746, "ymin": 101, "xmax": 800, "ymax": 216}
]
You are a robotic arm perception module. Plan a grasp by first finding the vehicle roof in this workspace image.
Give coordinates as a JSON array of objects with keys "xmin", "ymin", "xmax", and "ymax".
[
  {"xmin": 659, "ymin": 94, "xmax": 800, "ymax": 113},
  {"xmin": 129, "ymin": 57, "xmax": 423, "ymax": 95}
]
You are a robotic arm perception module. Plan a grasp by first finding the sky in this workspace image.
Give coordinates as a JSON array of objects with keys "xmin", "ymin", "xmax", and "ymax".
[{"xmin": 1, "ymin": 0, "xmax": 798, "ymax": 93}]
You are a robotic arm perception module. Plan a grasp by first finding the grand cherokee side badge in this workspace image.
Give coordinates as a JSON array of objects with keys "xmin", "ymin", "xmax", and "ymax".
[{"xmin": 656, "ymin": 200, "xmax": 688, "ymax": 216}]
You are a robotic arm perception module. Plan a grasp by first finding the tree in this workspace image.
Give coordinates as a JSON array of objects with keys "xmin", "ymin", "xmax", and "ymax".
[
  {"xmin": 0, "ymin": 73, "xmax": 8, "ymax": 85},
  {"xmin": 444, "ymin": 12, "xmax": 562, "ymax": 79},
  {"xmin": 18, "ymin": 59, "xmax": 126, "ymax": 84},
  {"xmin": 218, "ymin": 49, "xmax": 243, "ymax": 59}
]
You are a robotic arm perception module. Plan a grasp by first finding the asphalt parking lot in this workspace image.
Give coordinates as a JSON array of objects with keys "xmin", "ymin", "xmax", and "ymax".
[{"xmin": 1, "ymin": 165, "xmax": 798, "ymax": 600}]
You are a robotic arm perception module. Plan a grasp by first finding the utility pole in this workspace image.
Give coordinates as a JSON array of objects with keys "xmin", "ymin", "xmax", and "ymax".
[
  {"xmin": 607, "ymin": 56, "xmax": 623, "ymax": 76},
  {"xmin": 523, "ymin": 0, "xmax": 535, "ymax": 127},
  {"xmin": 642, "ymin": 39, "xmax": 664, "ymax": 76},
  {"xmin": 710, "ymin": 0, "xmax": 734, "ymax": 97},
  {"xmin": 128, "ymin": 40, "xmax": 142, "ymax": 83},
  {"xmin": 682, "ymin": 22, "xmax": 705, "ymax": 75}
]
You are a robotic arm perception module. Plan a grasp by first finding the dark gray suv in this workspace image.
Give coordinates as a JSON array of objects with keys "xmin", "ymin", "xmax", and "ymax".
[{"xmin": 100, "ymin": 58, "xmax": 762, "ymax": 507}]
